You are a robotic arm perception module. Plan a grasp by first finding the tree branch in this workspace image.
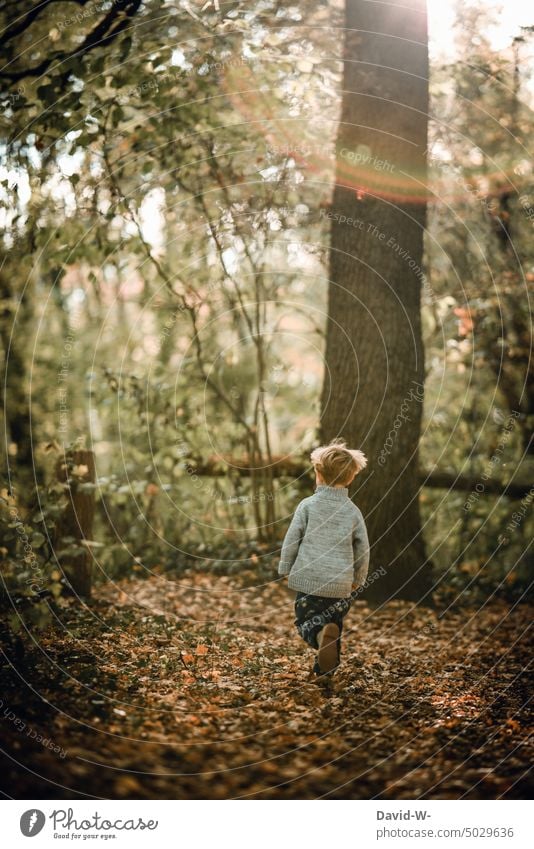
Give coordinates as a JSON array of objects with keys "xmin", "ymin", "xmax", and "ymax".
[
  {"xmin": 0, "ymin": 0, "xmax": 142, "ymax": 82},
  {"xmin": 0, "ymin": 1, "xmax": 90, "ymax": 48}
]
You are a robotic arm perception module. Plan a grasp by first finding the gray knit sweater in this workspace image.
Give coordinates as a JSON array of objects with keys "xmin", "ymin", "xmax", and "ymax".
[{"xmin": 278, "ymin": 484, "xmax": 370, "ymax": 598}]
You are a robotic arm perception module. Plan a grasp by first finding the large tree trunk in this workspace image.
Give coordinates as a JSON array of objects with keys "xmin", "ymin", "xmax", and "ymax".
[{"xmin": 319, "ymin": 0, "xmax": 432, "ymax": 602}]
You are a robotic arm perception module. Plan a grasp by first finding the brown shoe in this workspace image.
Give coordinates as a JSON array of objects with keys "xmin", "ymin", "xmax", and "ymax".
[
  {"xmin": 317, "ymin": 623, "xmax": 340, "ymax": 674},
  {"xmin": 316, "ymin": 673, "xmax": 335, "ymax": 696}
]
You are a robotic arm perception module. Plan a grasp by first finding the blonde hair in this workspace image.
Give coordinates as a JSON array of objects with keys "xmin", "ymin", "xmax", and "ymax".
[{"xmin": 310, "ymin": 437, "xmax": 367, "ymax": 486}]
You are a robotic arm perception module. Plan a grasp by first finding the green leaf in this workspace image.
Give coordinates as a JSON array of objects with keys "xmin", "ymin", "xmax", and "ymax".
[{"xmin": 31, "ymin": 532, "xmax": 47, "ymax": 548}]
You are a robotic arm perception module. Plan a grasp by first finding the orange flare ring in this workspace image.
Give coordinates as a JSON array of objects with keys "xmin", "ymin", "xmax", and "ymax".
[{"xmin": 221, "ymin": 63, "xmax": 518, "ymax": 206}]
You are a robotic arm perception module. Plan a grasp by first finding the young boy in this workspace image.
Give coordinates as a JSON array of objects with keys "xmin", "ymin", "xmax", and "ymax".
[{"xmin": 278, "ymin": 438, "xmax": 369, "ymax": 681}]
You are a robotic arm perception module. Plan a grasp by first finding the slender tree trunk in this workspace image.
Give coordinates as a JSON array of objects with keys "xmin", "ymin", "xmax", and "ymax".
[
  {"xmin": 319, "ymin": 0, "xmax": 432, "ymax": 601},
  {"xmin": 54, "ymin": 449, "xmax": 96, "ymax": 598},
  {"xmin": 0, "ymin": 264, "xmax": 42, "ymax": 506}
]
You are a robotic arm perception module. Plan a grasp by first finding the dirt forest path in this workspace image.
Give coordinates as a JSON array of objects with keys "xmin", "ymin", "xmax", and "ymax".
[{"xmin": 0, "ymin": 569, "xmax": 532, "ymax": 800}]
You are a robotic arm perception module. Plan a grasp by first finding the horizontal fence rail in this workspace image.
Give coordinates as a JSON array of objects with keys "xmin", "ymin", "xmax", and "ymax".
[{"xmin": 182, "ymin": 456, "xmax": 532, "ymax": 499}]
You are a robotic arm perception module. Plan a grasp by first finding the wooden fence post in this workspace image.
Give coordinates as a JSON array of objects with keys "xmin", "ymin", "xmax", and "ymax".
[{"xmin": 55, "ymin": 449, "xmax": 96, "ymax": 598}]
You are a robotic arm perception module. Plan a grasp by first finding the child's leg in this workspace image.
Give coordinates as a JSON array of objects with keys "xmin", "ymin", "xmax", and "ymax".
[
  {"xmin": 294, "ymin": 593, "xmax": 352, "ymax": 672},
  {"xmin": 294, "ymin": 592, "xmax": 322, "ymax": 651}
]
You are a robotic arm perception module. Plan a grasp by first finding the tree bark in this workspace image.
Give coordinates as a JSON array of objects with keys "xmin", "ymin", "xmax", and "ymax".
[
  {"xmin": 0, "ymin": 264, "xmax": 42, "ymax": 504},
  {"xmin": 319, "ymin": 0, "xmax": 431, "ymax": 601}
]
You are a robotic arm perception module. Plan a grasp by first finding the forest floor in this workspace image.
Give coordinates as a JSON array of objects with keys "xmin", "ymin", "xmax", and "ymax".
[{"xmin": 0, "ymin": 568, "xmax": 532, "ymax": 799}]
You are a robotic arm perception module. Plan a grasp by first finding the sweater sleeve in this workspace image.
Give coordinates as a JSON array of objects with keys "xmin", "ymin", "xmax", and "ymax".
[
  {"xmin": 278, "ymin": 502, "xmax": 307, "ymax": 576},
  {"xmin": 352, "ymin": 513, "xmax": 370, "ymax": 588}
]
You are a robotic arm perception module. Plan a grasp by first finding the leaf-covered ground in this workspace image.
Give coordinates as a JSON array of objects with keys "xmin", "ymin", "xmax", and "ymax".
[{"xmin": 0, "ymin": 569, "xmax": 532, "ymax": 799}]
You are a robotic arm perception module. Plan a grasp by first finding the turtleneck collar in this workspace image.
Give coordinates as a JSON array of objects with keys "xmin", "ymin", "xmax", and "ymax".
[{"xmin": 314, "ymin": 484, "xmax": 349, "ymax": 499}]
